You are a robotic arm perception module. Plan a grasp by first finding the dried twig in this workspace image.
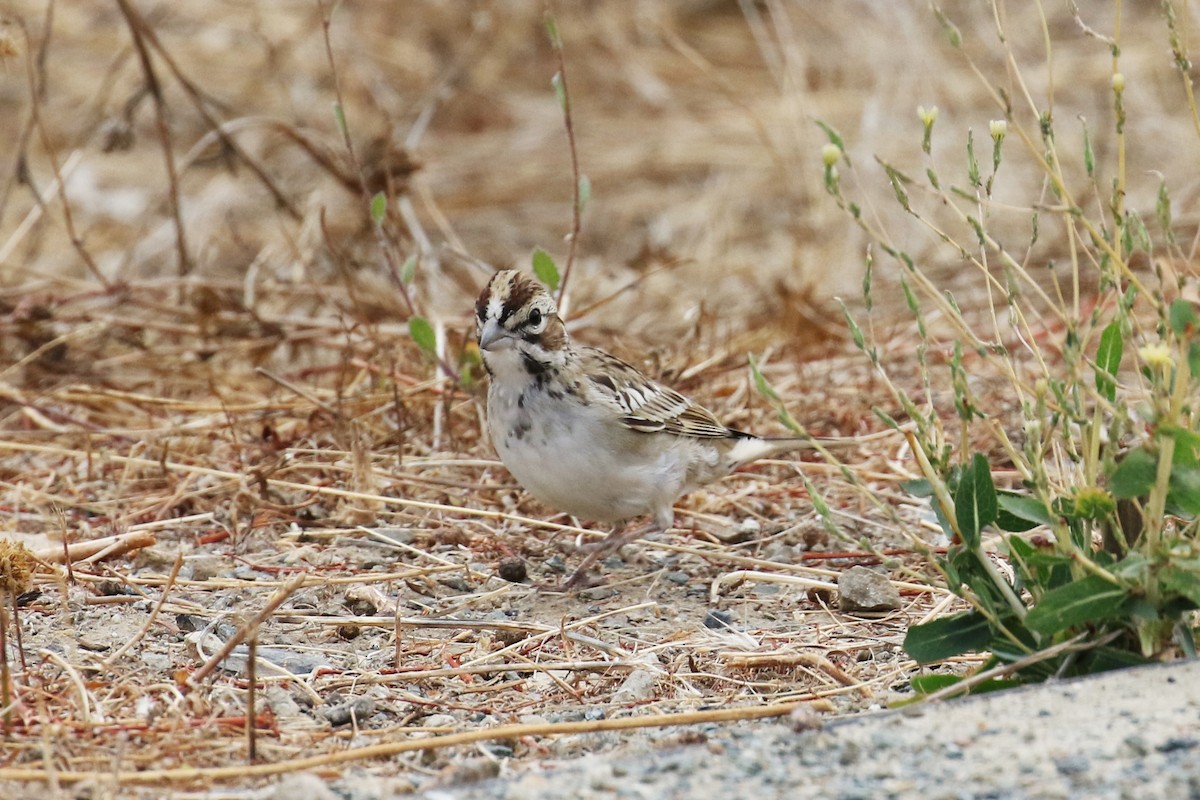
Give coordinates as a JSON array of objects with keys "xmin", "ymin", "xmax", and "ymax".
[
  {"xmin": 545, "ymin": 11, "xmax": 584, "ymax": 304},
  {"xmin": 33, "ymin": 531, "xmax": 156, "ymax": 565},
  {"xmin": 114, "ymin": 0, "xmax": 191, "ymax": 278},
  {"xmin": 188, "ymin": 573, "xmax": 307, "ymax": 686},
  {"xmin": 17, "ymin": 11, "xmax": 109, "ymax": 288},
  {"xmin": 101, "ymin": 552, "xmax": 183, "ymax": 668}
]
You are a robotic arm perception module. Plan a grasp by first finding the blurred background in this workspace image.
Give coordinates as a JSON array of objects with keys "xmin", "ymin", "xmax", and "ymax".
[{"xmin": 0, "ymin": 1, "xmax": 1194, "ymax": 358}]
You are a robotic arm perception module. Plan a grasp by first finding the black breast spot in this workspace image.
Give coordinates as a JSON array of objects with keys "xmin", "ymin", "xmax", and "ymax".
[{"xmin": 522, "ymin": 353, "xmax": 549, "ymax": 376}]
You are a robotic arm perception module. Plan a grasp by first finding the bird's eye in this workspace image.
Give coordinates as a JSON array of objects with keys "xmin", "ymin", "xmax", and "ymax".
[{"xmin": 527, "ymin": 308, "xmax": 543, "ymax": 329}]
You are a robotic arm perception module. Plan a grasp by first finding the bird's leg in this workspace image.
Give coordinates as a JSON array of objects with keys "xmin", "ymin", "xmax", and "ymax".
[
  {"xmin": 542, "ymin": 521, "xmax": 653, "ymax": 592},
  {"xmin": 578, "ymin": 520, "xmax": 651, "ymax": 552}
]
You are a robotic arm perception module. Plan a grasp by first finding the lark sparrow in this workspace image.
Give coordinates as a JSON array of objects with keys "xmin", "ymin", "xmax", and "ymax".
[{"xmin": 476, "ymin": 270, "xmax": 810, "ymax": 589}]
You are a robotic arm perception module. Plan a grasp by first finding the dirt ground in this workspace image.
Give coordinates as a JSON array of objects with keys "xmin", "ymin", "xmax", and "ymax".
[{"xmin": 0, "ymin": 2, "xmax": 1194, "ymax": 797}]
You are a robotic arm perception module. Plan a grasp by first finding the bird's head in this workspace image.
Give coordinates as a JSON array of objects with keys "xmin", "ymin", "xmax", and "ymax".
[{"xmin": 475, "ymin": 270, "xmax": 568, "ymax": 377}]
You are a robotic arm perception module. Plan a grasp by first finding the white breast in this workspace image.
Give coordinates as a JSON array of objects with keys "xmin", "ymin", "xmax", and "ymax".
[{"xmin": 487, "ymin": 379, "xmax": 704, "ymax": 527}]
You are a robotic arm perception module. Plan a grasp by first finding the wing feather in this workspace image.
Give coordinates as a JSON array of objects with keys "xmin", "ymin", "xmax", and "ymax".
[{"xmin": 579, "ymin": 348, "xmax": 733, "ymax": 439}]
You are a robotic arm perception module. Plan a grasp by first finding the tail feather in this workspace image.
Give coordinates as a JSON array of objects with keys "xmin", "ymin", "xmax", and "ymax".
[
  {"xmin": 726, "ymin": 432, "xmax": 874, "ymax": 466},
  {"xmin": 725, "ymin": 435, "xmax": 812, "ymax": 466}
]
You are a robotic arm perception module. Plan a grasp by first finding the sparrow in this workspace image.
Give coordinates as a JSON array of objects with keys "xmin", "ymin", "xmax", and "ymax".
[{"xmin": 475, "ymin": 270, "xmax": 811, "ymax": 589}]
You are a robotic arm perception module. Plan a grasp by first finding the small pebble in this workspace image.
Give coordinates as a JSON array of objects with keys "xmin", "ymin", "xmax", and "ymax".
[
  {"xmin": 343, "ymin": 597, "xmax": 378, "ymax": 616},
  {"xmin": 613, "ymin": 668, "xmax": 659, "ymax": 704},
  {"xmin": 1156, "ymin": 737, "xmax": 1198, "ymax": 753},
  {"xmin": 374, "ymin": 527, "xmax": 416, "ymax": 545},
  {"xmin": 1122, "ymin": 734, "xmax": 1148, "ymax": 757},
  {"xmin": 665, "ymin": 571, "xmax": 690, "ymax": 585},
  {"xmin": 1053, "ymin": 754, "xmax": 1090, "ymax": 775},
  {"xmin": 808, "ymin": 587, "xmax": 835, "ymax": 604},
  {"xmin": 322, "ymin": 697, "xmax": 376, "ymax": 727},
  {"xmin": 704, "ymin": 610, "xmax": 735, "ymax": 630},
  {"xmin": 838, "ymin": 741, "xmax": 862, "ymax": 766},
  {"xmin": 77, "ymin": 637, "xmax": 111, "ymax": 652},
  {"xmin": 497, "ymin": 558, "xmax": 527, "ymax": 583},
  {"xmin": 579, "ymin": 586, "xmax": 618, "ymax": 601},
  {"xmin": 481, "ymin": 742, "xmax": 514, "ymax": 758}
]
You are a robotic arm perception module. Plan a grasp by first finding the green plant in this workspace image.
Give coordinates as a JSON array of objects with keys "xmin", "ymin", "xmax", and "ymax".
[{"xmin": 816, "ymin": 4, "xmax": 1200, "ymax": 690}]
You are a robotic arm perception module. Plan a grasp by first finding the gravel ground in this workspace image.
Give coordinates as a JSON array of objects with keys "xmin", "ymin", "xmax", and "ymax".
[{"xmin": 415, "ymin": 660, "xmax": 1200, "ymax": 800}]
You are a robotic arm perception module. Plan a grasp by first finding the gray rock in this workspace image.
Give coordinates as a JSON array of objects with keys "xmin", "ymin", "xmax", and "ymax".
[
  {"xmin": 185, "ymin": 554, "xmax": 227, "ymax": 581},
  {"xmin": 612, "ymin": 668, "xmax": 659, "ymax": 705},
  {"xmin": 837, "ymin": 565, "xmax": 902, "ymax": 612},
  {"xmin": 612, "ymin": 654, "xmax": 662, "ymax": 704}
]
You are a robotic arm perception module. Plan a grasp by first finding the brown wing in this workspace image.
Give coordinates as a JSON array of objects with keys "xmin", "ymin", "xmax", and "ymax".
[{"xmin": 577, "ymin": 347, "xmax": 733, "ymax": 438}]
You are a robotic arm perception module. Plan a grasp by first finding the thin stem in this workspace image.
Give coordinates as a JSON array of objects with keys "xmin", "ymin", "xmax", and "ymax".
[
  {"xmin": 114, "ymin": 0, "xmax": 191, "ymax": 280},
  {"xmin": 547, "ymin": 12, "xmax": 583, "ymax": 305}
]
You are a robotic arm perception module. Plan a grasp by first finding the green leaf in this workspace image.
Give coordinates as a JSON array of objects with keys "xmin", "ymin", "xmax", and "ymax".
[
  {"xmin": 1004, "ymin": 534, "xmax": 1058, "ymax": 593},
  {"xmin": 901, "ymin": 478, "xmax": 933, "ymax": 498},
  {"xmin": 1082, "ymin": 646, "xmax": 1150, "ymax": 673},
  {"xmin": 333, "ymin": 102, "xmax": 348, "ymax": 138},
  {"xmin": 544, "ymin": 14, "xmax": 561, "ymax": 48},
  {"xmin": 748, "ymin": 354, "xmax": 802, "ymax": 434},
  {"xmin": 1024, "ymin": 575, "xmax": 1129, "ymax": 635},
  {"xmin": 907, "ymin": 672, "xmax": 1021, "ymax": 699},
  {"xmin": 841, "ymin": 304, "xmax": 867, "ymax": 352},
  {"xmin": 1082, "ymin": 123, "xmax": 1095, "ymax": 177},
  {"xmin": 748, "ymin": 354, "xmax": 780, "ymax": 403},
  {"xmin": 1094, "ymin": 321, "xmax": 1123, "ymax": 402},
  {"xmin": 1161, "ymin": 425, "xmax": 1200, "ymax": 458},
  {"xmin": 882, "ymin": 162, "xmax": 911, "ymax": 211},
  {"xmin": 932, "ymin": 6, "xmax": 962, "ymax": 48},
  {"xmin": 909, "ymin": 673, "xmax": 962, "ymax": 694},
  {"xmin": 577, "ymin": 175, "xmax": 591, "ymax": 214},
  {"xmin": 1159, "ymin": 565, "xmax": 1200, "ymax": 607},
  {"xmin": 1157, "ymin": 180, "xmax": 1174, "ymax": 240},
  {"xmin": 931, "ymin": 499, "xmax": 957, "ymax": 548},
  {"xmin": 1109, "ymin": 449, "xmax": 1157, "ymax": 499},
  {"xmin": 966, "ymin": 128, "xmax": 980, "ymax": 187},
  {"xmin": 551, "ymin": 71, "xmax": 566, "ymax": 111},
  {"xmin": 399, "ymin": 254, "xmax": 417, "ymax": 285},
  {"xmin": 408, "ymin": 316, "xmax": 437, "ymax": 356},
  {"xmin": 1162, "ymin": 430, "xmax": 1200, "ymax": 514},
  {"xmin": 1168, "ymin": 298, "xmax": 1198, "ymax": 337},
  {"xmin": 904, "ymin": 610, "xmax": 992, "ymax": 664},
  {"xmin": 997, "ymin": 492, "xmax": 1052, "ymax": 532},
  {"xmin": 531, "ymin": 248, "xmax": 560, "ymax": 292},
  {"xmin": 954, "ymin": 453, "xmax": 997, "ymax": 548},
  {"xmin": 369, "ymin": 191, "xmax": 387, "ymax": 224},
  {"xmin": 1168, "ymin": 463, "xmax": 1200, "ymax": 516}
]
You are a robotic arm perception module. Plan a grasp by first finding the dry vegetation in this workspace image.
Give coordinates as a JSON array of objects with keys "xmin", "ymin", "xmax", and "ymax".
[{"xmin": 0, "ymin": 1, "xmax": 1194, "ymax": 796}]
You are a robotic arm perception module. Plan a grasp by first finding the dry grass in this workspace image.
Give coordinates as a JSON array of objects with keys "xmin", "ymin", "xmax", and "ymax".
[{"xmin": 0, "ymin": 1, "xmax": 1192, "ymax": 796}]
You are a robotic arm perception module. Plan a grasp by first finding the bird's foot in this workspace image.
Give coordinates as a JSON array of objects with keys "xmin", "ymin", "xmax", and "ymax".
[{"xmin": 533, "ymin": 567, "xmax": 606, "ymax": 593}]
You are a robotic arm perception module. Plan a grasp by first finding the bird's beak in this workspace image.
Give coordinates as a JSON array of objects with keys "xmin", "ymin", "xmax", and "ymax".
[{"xmin": 478, "ymin": 318, "xmax": 512, "ymax": 351}]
